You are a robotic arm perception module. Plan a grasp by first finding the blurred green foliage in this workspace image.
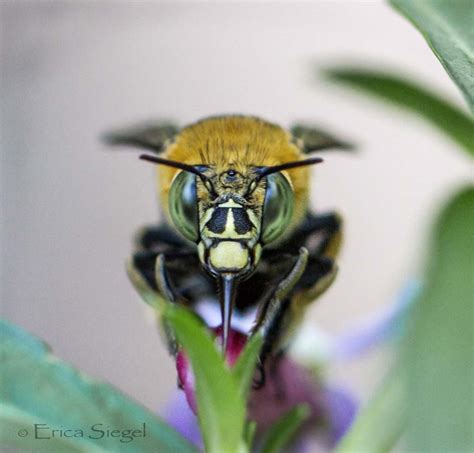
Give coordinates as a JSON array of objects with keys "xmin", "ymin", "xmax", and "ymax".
[
  {"xmin": 405, "ymin": 186, "xmax": 474, "ymax": 451},
  {"xmin": 323, "ymin": 69, "xmax": 474, "ymax": 155},
  {"xmin": 336, "ymin": 371, "xmax": 404, "ymax": 453},
  {"xmin": 0, "ymin": 319, "xmax": 197, "ymax": 453},
  {"xmin": 327, "ymin": 0, "xmax": 473, "ymax": 451}
]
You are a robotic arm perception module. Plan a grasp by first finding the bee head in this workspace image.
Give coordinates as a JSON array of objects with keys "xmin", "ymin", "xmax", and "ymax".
[
  {"xmin": 141, "ymin": 154, "xmax": 322, "ymax": 278},
  {"xmin": 105, "ymin": 115, "xmax": 351, "ymax": 352}
]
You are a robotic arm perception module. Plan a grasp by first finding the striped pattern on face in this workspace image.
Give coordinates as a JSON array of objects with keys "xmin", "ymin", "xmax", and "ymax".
[{"xmin": 200, "ymin": 199, "xmax": 260, "ymax": 241}]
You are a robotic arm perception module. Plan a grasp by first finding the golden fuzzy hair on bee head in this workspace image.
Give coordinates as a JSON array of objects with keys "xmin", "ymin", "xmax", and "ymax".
[{"xmin": 158, "ymin": 115, "xmax": 312, "ymax": 235}]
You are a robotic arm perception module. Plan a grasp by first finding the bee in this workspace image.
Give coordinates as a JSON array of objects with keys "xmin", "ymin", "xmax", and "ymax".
[{"xmin": 106, "ymin": 115, "xmax": 351, "ymax": 366}]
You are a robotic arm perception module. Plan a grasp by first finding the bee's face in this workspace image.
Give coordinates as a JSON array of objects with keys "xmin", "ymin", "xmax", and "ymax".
[{"xmin": 168, "ymin": 166, "xmax": 294, "ymax": 278}]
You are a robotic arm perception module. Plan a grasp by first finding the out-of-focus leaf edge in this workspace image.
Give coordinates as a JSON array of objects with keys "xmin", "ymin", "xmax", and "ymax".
[
  {"xmin": 390, "ymin": 0, "xmax": 474, "ymax": 113},
  {"xmin": 323, "ymin": 68, "xmax": 474, "ymax": 156}
]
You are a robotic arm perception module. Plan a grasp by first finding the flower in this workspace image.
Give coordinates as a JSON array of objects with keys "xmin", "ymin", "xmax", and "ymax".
[
  {"xmin": 162, "ymin": 281, "xmax": 419, "ymax": 451},
  {"xmin": 166, "ymin": 325, "xmax": 357, "ymax": 451}
]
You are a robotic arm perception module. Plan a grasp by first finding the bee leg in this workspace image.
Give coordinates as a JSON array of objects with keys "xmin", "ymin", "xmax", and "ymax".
[
  {"xmin": 126, "ymin": 257, "xmax": 163, "ymax": 310},
  {"xmin": 288, "ymin": 212, "xmax": 342, "ymax": 302},
  {"xmin": 155, "ymin": 254, "xmax": 178, "ymax": 303},
  {"xmin": 134, "ymin": 224, "xmax": 189, "ymax": 251},
  {"xmin": 300, "ymin": 257, "xmax": 338, "ymax": 303},
  {"xmin": 297, "ymin": 214, "xmax": 342, "ymax": 302},
  {"xmin": 252, "ymin": 248, "xmax": 309, "ymax": 362},
  {"xmin": 154, "ymin": 254, "xmax": 180, "ymax": 356},
  {"xmin": 125, "ymin": 255, "xmax": 179, "ymax": 356},
  {"xmin": 273, "ymin": 212, "xmax": 342, "ymax": 264}
]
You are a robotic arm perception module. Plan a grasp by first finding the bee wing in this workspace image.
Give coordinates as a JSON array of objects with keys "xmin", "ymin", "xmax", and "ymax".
[
  {"xmin": 103, "ymin": 121, "xmax": 179, "ymax": 153},
  {"xmin": 290, "ymin": 124, "xmax": 354, "ymax": 153}
]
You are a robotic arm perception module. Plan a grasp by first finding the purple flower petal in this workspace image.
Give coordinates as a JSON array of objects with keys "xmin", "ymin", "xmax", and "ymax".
[
  {"xmin": 324, "ymin": 386, "xmax": 358, "ymax": 446},
  {"xmin": 161, "ymin": 391, "xmax": 202, "ymax": 448},
  {"xmin": 248, "ymin": 358, "xmax": 357, "ymax": 450},
  {"xmin": 248, "ymin": 356, "xmax": 326, "ymax": 434}
]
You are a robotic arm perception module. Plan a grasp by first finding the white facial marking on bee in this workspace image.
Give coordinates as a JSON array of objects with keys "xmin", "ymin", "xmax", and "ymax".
[{"xmin": 209, "ymin": 241, "xmax": 249, "ymax": 271}]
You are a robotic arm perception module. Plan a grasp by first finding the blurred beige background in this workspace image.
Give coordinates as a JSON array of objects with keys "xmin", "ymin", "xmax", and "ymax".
[{"xmin": 1, "ymin": 1, "xmax": 471, "ymax": 413}]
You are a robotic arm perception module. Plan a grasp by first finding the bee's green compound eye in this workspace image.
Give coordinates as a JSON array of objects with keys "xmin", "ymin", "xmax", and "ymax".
[
  {"xmin": 169, "ymin": 171, "xmax": 199, "ymax": 242},
  {"xmin": 261, "ymin": 173, "xmax": 294, "ymax": 244}
]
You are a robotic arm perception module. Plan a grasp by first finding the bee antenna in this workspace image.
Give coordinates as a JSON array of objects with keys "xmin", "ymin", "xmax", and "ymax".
[
  {"xmin": 139, "ymin": 154, "xmax": 217, "ymax": 196},
  {"xmin": 255, "ymin": 157, "xmax": 324, "ymax": 182}
]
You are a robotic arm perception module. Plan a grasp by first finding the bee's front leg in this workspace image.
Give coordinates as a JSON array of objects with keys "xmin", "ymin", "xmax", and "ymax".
[
  {"xmin": 154, "ymin": 254, "xmax": 177, "ymax": 303},
  {"xmin": 126, "ymin": 252, "xmax": 182, "ymax": 355},
  {"xmin": 134, "ymin": 224, "xmax": 189, "ymax": 252},
  {"xmin": 252, "ymin": 248, "xmax": 309, "ymax": 362}
]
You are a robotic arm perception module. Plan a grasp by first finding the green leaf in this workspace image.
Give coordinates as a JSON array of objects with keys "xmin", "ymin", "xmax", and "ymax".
[
  {"xmin": 258, "ymin": 404, "xmax": 310, "ymax": 453},
  {"xmin": 404, "ymin": 185, "xmax": 474, "ymax": 451},
  {"xmin": 0, "ymin": 319, "xmax": 197, "ymax": 453},
  {"xmin": 232, "ymin": 332, "xmax": 263, "ymax": 400},
  {"xmin": 165, "ymin": 307, "xmax": 247, "ymax": 453},
  {"xmin": 337, "ymin": 186, "xmax": 474, "ymax": 452},
  {"xmin": 336, "ymin": 371, "xmax": 405, "ymax": 453},
  {"xmin": 391, "ymin": 0, "xmax": 474, "ymax": 112},
  {"xmin": 244, "ymin": 420, "xmax": 257, "ymax": 450},
  {"xmin": 324, "ymin": 68, "xmax": 474, "ymax": 155}
]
